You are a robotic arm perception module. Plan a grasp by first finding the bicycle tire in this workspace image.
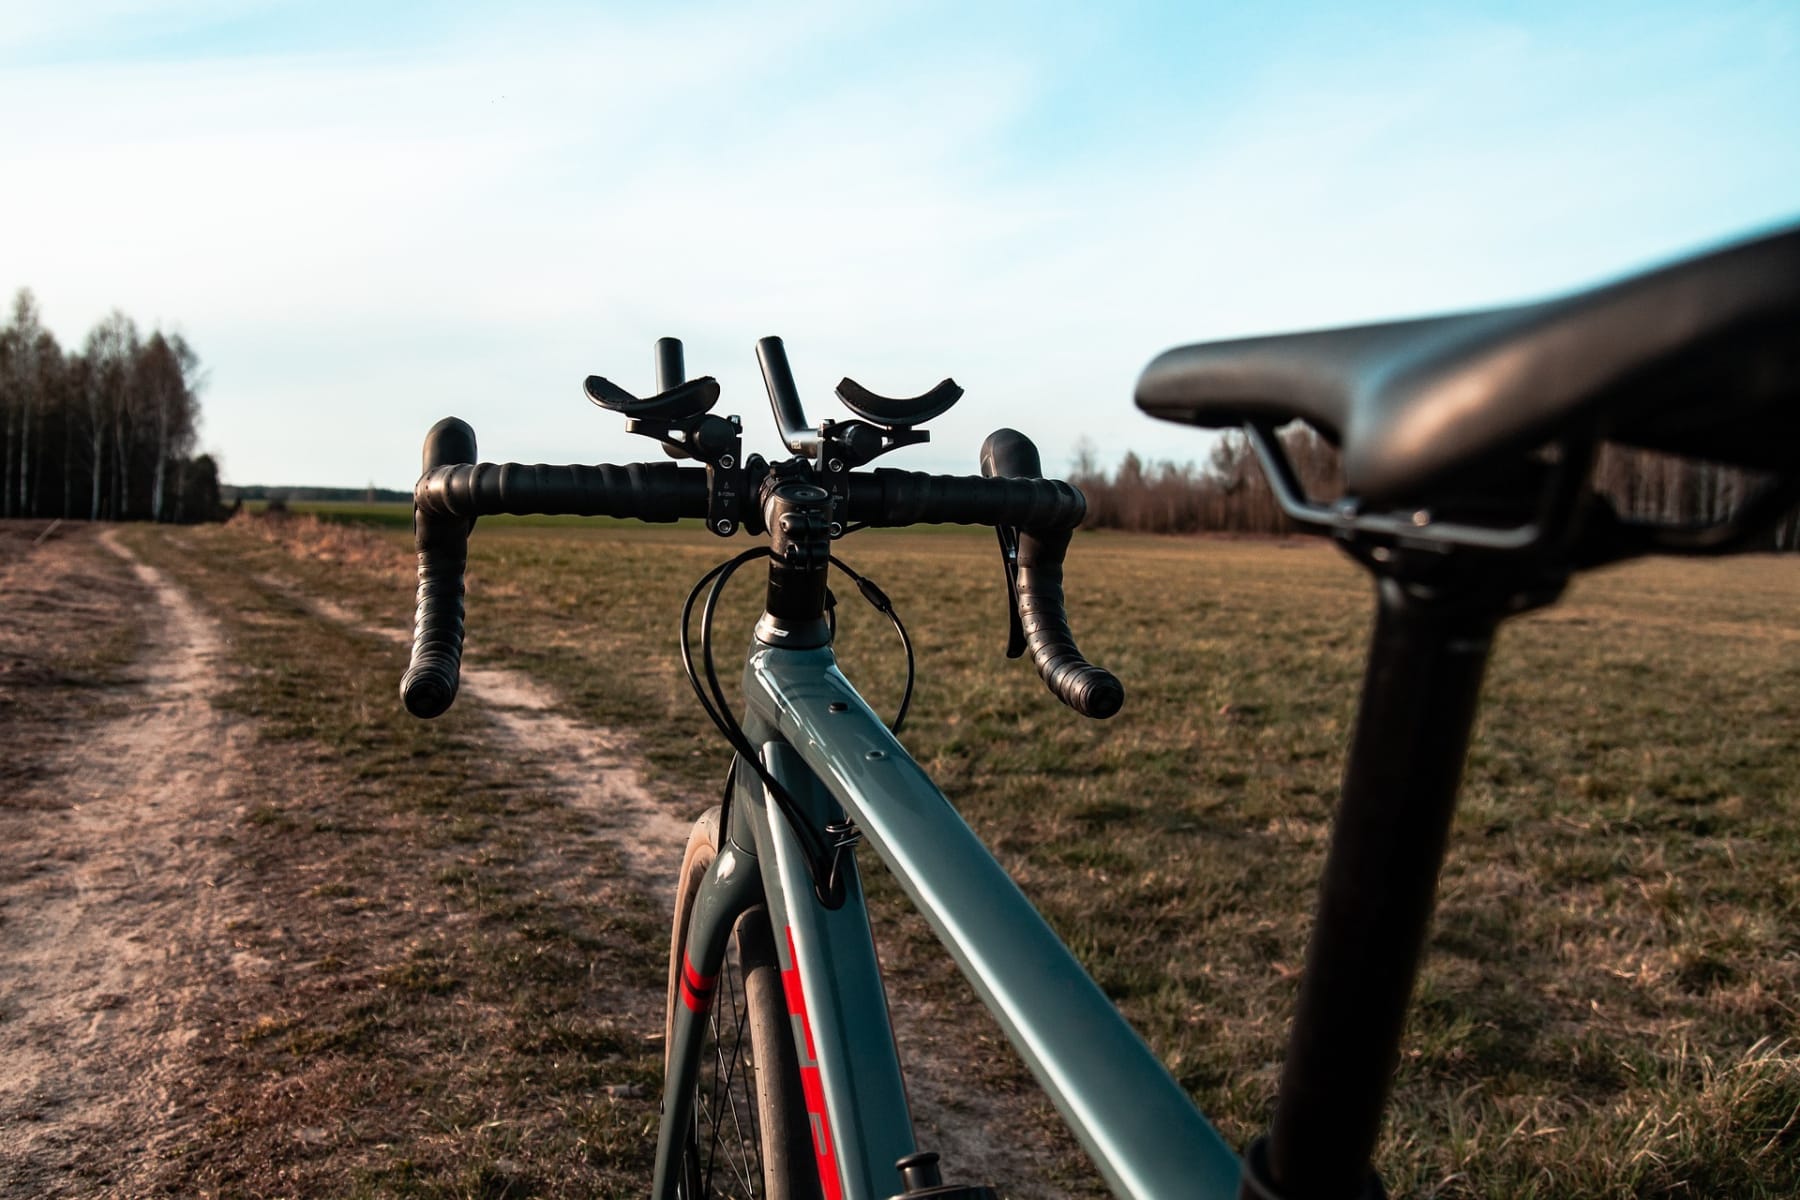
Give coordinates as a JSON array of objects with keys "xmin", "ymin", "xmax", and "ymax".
[{"xmin": 665, "ymin": 807, "xmax": 823, "ymax": 1200}]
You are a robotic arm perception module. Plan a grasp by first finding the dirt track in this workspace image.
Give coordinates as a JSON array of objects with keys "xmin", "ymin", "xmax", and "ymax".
[
  {"xmin": 277, "ymin": 578, "xmax": 692, "ymax": 892},
  {"xmin": 0, "ymin": 526, "xmax": 245, "ymax": 1194}
]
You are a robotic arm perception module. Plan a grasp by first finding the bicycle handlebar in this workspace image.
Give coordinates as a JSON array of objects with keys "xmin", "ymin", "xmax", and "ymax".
[
  {"xmin": 399, "ymin": 447, "xmax": 710, "ymax": 718},
  {"xmin": 400, "ymin": 422, "xmax": 1122, "ymax": 720},
  {"xmin": 415, "ymin": 459, "xmax": 709, "ymax": 522},
  {"xmin": 400, "ymin": 417, "xmax": 480, "ymax": 718},
  {"xmin": 981, "ymin": 429, "xmax": 1125, "ymax": 719}
]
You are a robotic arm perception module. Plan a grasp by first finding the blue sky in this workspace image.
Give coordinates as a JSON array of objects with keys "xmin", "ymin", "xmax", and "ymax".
[{"xmin": 3, "ymin": 1, "xmax": 1796, "ymax": 488}]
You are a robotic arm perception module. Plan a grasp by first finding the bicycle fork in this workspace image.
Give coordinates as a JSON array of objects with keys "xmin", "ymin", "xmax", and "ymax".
[
  {"xmin": 654, "ymin": 744, "xmax": 919, "ymax": 1200},
  {"xmin": 654, "ymin": 817, "xmax": 763, "ymax": 1200}
]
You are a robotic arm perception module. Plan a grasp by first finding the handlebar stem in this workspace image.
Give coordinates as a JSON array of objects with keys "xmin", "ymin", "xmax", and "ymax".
[{"xmin": 755, "ymin": 474, "xmax": 835, "ymax": 649}]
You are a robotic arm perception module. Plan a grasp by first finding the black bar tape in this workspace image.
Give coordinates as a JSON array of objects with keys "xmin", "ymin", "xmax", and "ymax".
[
  {"xmin": 846, "ymin": 470, "xmax": 1088, "ymax": 531},
  {"xmin": 1016, "ymin": 533, "xmax": 1124, "ymax": 719},
  {"xmin": 980, "ymin": 429, "xmax": 1124, "ymax": 719},
  {"xmin": 979, "ymin": 425, "xmax": 1042, "ymax": 480},
  {"xmin": 414, "ymin": 461, "xmax": 709, "ymax": 520},
  {"xmin": 401, "ymin": 417, "xmax": 478, "ymax": 719},
  {"xmin": 402, "ymin": 450, "xmax": 710, "ymax": 720},
  {"xmin": 849, "ymin": 450, "xmax": 1125, "ymax": 719},
  {"xmin": 401, "ymin": 522, "xmax": 469, "ymax": 718}
]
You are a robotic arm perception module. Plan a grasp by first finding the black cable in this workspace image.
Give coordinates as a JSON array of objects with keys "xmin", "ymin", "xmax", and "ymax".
[
  {"xmin": 676, "ymin": 548, "xmax": 917, "ymax": 900},
  {"xmin": 889, "ymin": 613, "xmax": 915, "ymax": 734},
  {"xmin": 814, "ymin": 553, "xmax": 912, "ymax": 898},
  {"xmin": 700, "ymin": 553, "xmax": 758, "ymax": 759},
  {"xmin": 717, "ymin": 756, "xmax": 738, "ymax": 838},
  {"xmin": 680, "ymin": 553, "xmax": 751, "ymax": 741},
  {"xmin": 828, "ymin": 555, "xmax": 916, "ymax": 734},
  {"xmin": 681, "ymin": 554, "xmax": 767, "ymax": 842},
  {"xmin": 680, "ymin": 552, "xmax": 784, "ymax": 810},
  {"xmin": 681, "ymin": 548, "xmax": 836, "ymax": 883}
]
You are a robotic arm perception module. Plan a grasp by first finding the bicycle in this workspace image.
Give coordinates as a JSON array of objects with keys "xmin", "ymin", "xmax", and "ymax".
[{"xmin": 400, "ymin": 221, "xmax": 1798, "ymax": 1200}]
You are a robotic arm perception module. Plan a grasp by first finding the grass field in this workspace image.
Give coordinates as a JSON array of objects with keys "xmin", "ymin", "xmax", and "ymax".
[
  {"xmin": 244, "ymin": 498, "xmax": 674, "ymax": 533},
  {"xmin": 129, "ymin": 514, "xmax": 1800, "ymax": 1196},
  {"xmin": 94, "ymin": 521, "xmax": 668, "ymax": 1196}
]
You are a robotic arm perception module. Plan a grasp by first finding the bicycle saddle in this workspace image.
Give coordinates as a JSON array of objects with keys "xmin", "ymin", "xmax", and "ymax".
[{"xmin": 1136, "ymin": 224, "xmax": 1800, "ymax": 505}]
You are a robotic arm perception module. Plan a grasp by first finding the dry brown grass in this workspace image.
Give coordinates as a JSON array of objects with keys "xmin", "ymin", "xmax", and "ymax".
[
  {"xmin": 111, "ymin": 524, "xmax": 670, "ymax": 1198},
  {"xmin": 105, "ymin": 517, "xmax": 1800, "ymax": 1197},
  {"xmin": 226, "ymin": 509, "xmax": 412, "ymax": 581}
]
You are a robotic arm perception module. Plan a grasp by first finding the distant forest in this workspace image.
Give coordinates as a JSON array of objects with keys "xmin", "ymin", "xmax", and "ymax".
[
  {"xmin": 1071, "ymin": 425, "xmax": 1800, "ymax": 550},
  {"xmin": 0, "ymin": 288, "xmax": 226, "ymax": 523},
  {"xmin": 225, "ymin": 485, "xmax": 411, "ymax": 504}
]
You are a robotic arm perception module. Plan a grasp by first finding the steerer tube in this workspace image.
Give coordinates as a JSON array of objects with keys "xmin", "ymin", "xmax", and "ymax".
[{"xmin": 1257, "ymin": 574, "xmax": 1500, "ymax": 1200}]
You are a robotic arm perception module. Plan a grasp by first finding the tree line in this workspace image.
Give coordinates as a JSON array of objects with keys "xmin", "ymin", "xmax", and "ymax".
[
  {"xmin": 227, "ymin": 485, "xmax": 411, "ymax": 504},
  {"xmin": 1071, "ymin": 425, "xmax": 1800, "ymax": 550},
  {"xmin": 0, "ymin": 288, "xmax": 226, "ymax": 523}
]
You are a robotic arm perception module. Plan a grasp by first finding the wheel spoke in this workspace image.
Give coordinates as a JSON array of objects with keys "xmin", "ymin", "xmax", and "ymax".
[
  {"xmin": 695, "ymin": 937, "xmax": 763, "ymax": 1198},
  {"xmin": 719, "ymin": 960, "xmax": 759, "ymax": 1193}
]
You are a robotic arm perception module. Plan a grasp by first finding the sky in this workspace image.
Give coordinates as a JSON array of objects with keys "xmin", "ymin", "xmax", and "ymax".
[{"xmin": 3, "ymin": 1, "xmax": 1797, "ymax": 489}]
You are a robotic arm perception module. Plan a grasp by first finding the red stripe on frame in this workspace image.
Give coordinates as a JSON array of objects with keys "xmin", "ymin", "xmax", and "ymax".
[
  {"xmin": 684, "ymin": 954, "xmax": 717, "ymax": 994},
  {"xmin": 680, "ymin": 952, "xmax": 715, "ymax": 1013},
  {"xmin": 783, "ymin": 927, "xmax": 842, "ymax": 1200}
]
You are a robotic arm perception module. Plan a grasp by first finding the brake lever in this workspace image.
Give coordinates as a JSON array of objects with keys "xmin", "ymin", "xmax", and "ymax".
[{"xmin": 995, "ymin": 526, "xmax": 1027, "ymax": 659}]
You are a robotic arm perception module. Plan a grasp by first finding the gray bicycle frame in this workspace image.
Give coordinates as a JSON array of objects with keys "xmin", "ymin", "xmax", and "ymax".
[{"xmin": 654, "ymin": 640, "xmax": 1242, "ymax": 1200}]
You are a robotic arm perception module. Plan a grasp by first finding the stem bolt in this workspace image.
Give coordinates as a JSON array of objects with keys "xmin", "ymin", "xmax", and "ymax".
[
  {"xmin": 718, "ymin": 453, "xmax": 736, "ymax": 469},
  {"xmin": 714, "ymin": 519, "xmax": 734, "ymax": 535}
]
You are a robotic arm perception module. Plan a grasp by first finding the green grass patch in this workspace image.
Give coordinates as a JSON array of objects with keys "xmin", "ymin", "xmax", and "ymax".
[{"xmin": 258, "ymin": 497, "xmax": 720, "ymax": 534}]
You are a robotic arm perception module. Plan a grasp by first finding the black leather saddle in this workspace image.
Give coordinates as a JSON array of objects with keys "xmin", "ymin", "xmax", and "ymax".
[{"xmin": 1136, "ymin": 225, "xmax": 1800, "ymax": 507}]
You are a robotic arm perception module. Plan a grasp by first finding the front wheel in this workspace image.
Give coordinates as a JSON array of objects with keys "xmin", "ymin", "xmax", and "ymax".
[{"xmin": 664, "ymin": 807, "xmax": 823, "ymax": 1200}]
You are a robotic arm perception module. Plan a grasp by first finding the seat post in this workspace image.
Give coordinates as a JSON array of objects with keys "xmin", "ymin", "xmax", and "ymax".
[{"xmin": 1243, "ymin": 555, "xmax": 1557, "ymax": 1200}]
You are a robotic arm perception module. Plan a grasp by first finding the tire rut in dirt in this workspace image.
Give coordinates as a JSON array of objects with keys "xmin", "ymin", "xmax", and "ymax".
[{"xmin": 0, "ymin": 527, "xmax": 244, "ymax": 1197}]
